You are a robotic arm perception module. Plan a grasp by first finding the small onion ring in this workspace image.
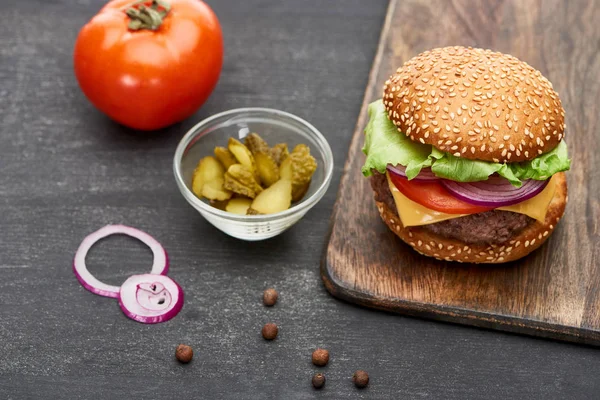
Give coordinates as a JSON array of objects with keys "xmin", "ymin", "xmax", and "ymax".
[
  {"xmin": 73, "ymin": 225, "xmax": 169, "ymax": 298},
  {"xmin": 386, "ymin": 164, "xmax": 439, "ymax": 181},
  {"xmin": 118, "ymin": 274, "xmax": 184, "ymax": 324},
  {"xmin": 440, "ymin": 175, "xmax": 549, "ymax": 207}
]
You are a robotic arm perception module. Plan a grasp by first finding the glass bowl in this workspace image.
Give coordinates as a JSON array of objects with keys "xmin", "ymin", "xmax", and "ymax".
[{"xmin": 173, "ymin": 108, "xmax": 334, "ymax": 241}]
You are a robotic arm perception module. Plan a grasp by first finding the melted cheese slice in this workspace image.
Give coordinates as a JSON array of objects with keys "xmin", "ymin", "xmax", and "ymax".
[{"xmin": 385, "ymin": 173, "xmax": 557, "ymax": 227}]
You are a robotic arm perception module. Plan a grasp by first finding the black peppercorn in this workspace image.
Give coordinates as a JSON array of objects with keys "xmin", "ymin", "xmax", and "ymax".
[
  {"xmin": 353, "ymin": 370, "xmax": 369, "ymax": 388},
  {"xmin": 312, "ymin": 373, "xmax": 326, "ymax": 389},
  {"xmin": 312, "ymin": 348, "xmax": 329, "ymax": 366},
  {"xmin": 175, "ymin": 344, "xmax": 193, "ymax": 363},
  {"xmin": 262, "ymin": 323, "xmax": 278, "ymax": 340},
  {"xmin": 263, "ymin": 288, "xmax": 278, "ymax": 306}
]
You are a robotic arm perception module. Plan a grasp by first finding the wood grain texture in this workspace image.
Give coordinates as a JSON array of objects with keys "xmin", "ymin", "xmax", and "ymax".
[
  {"xmin": 323, "ymin": 0, "xmax": 600, "ymax": 345},
  {"xmin": 3, "ymin": 0, "xmax": 600, "ymax": 399}
]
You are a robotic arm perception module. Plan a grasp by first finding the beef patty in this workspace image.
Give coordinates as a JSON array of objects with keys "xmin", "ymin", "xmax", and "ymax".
[{"xmin": 370, "ymin": 172, "xmax": 534, "ymax": 245}]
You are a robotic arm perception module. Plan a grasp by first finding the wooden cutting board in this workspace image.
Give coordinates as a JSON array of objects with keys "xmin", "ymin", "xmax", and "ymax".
[{"xmin": 322, "ymin": 0, "xmax": 600, "ymax": 345}]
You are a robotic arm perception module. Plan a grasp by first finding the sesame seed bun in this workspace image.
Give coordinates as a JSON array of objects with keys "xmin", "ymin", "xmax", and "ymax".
[
  {"xmin": 374, "ymin": 172, "xmax": 567, "ymax": 263},
  {"xmin": 382, "ymin": 46, "xmax": 565, "ymax": 163}
]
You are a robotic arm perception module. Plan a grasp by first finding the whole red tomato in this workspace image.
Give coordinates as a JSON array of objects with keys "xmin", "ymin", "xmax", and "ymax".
[{"xmin": 74, "ymin": 0, "xmax": 223, "ymax": 130}]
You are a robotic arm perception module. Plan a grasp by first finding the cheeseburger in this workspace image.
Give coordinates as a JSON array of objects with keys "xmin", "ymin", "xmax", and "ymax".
[{"xmin": 362, "ymin": 46, "xmax": 570, "ymax": 263}]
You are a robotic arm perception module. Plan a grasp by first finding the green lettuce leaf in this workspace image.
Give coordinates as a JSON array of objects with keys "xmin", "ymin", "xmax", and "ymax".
[{"xmin": 361, "ymin": 100, "xmax": 570, "ymax": 187}]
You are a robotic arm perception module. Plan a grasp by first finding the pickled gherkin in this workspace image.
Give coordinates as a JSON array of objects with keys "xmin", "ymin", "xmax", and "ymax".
[
  {"xmin": 201, "ymin": 178, "xmax": 232, "ymax": 201},
  {"xmin": 224, "ymin": 164, "xmax": 263, "ymax": 199},
  {"xmin": 289, "ymin": 144, "xmax": 317, "ymax": 182},
  {"xmin": 192, "ymin": 156, "xmax": 226, "ymax": 198},
  {"xmin": 254, "ymin": 152, "xmax": 280, "ymax": 187},
  {"xmin": 291, "ymin": 182, "xmax": 310, "ymax": 202},
  {"xmin": 228, "ymin": 138, "xmax": 259, "ymax": 182},
  {"xmin": 279, "ymin": 144, "xmax": 317, "ymax": 201},
  {"xmin": 225, "ymin": 197, "xmax": 252, "ymax": 215},
  {"xmin": 244, "ymin": 133, "xmax": 270, "ymax": 155},
  {"xmin": 210, "ymin": 199, "xmax": 229, "ymax": 211},
  {"xmin": 214, "ymin": 147, "xmax": 237, "ymax": 170},
  {"xmin": 250, "ymin": 179, "xmax": 292, "ymax": 214},
  {"xmin": 270, "ymin": 143, "xmax": 289, "ymax": 165},
  {"xmin": 246, "ymin": 208, "xmax": 262, "ymax": 215}
]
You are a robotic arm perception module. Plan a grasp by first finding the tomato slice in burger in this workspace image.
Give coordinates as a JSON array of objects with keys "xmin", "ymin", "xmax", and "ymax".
[{"xmin": 388, "ymin": 173, "xmax": 494, "ymax": 214}]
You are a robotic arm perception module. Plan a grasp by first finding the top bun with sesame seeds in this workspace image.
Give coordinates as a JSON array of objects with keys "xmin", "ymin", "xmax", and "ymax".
[{"xmin": 382, "ymin": 46, "xmax": 565, "ymax": 163}]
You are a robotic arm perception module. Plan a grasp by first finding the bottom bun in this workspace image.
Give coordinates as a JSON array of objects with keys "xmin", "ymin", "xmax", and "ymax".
[{"xmin": 374, "ymin": 172, "xmax": 568, "ymax": 264}]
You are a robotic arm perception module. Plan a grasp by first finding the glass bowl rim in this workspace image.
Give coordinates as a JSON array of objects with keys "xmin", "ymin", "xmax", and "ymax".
[{"xmin": 173, "ymin": 107, "xmax": 334, "ymax": 223}]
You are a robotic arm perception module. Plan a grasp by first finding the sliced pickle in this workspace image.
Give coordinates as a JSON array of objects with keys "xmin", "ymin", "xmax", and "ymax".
[
  {"xmin": 210, "ymin": 199, "xmax": 229, "ymax": 211},
  {"xmin": 289, "ymin": 144, "xmax": 317, "ymax": 184},
  {"xmin": 278, "ymin": 144, "xmax": 317, "ymax": 202},
  {"xmin": 270, "ymin": 143, "xmax": 289, "ymax": 165},
  {"xmin": 244, "ymin": 133, "xmax": 270, "ymax": 155},
  {"xmin": 250, "ymin": 179, "xmax": 292, "ymax": 214},
  {"xmin": 191, "ymin": 156, "xmax": 225, "ymax": 197},
  {"xmin": 224, "ymin": 164, "xmax": 263, "ymax": 199},
  {"xmin": 214, "ymin": 147, "xmax": 237, "ymax": 170},
  {"xmin": 254, "ymin": 152, "xmax": 280, "ymax": 187},
  {"xmin": 279, "ymin": 157, "xmax": 292, "ymax": 181},
  {"xmin": 291, "ymin": 181, "xmax": 310, "ymax": 202},
  {"xmin": 225, "ymin": 197, "xmax": 252, "ymax": 215},
  {"xmin": 228, "ymin": 138, "xmax": 259, "ymax": 181},
  {"xmin": 201, "ymin": 178, "xmax": 232, "ymax": 201}
]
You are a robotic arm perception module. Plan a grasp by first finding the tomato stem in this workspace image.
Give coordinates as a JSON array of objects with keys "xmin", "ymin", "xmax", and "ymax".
[{"xmin": 125, "ymin": 0, "xmax": 171, "ymax": 31}]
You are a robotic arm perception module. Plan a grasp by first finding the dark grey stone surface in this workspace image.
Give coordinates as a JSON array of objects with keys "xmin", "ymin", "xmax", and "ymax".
[{"xmin": 1, "ymin": 0, "xmax": 599, "ymax": 399}]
